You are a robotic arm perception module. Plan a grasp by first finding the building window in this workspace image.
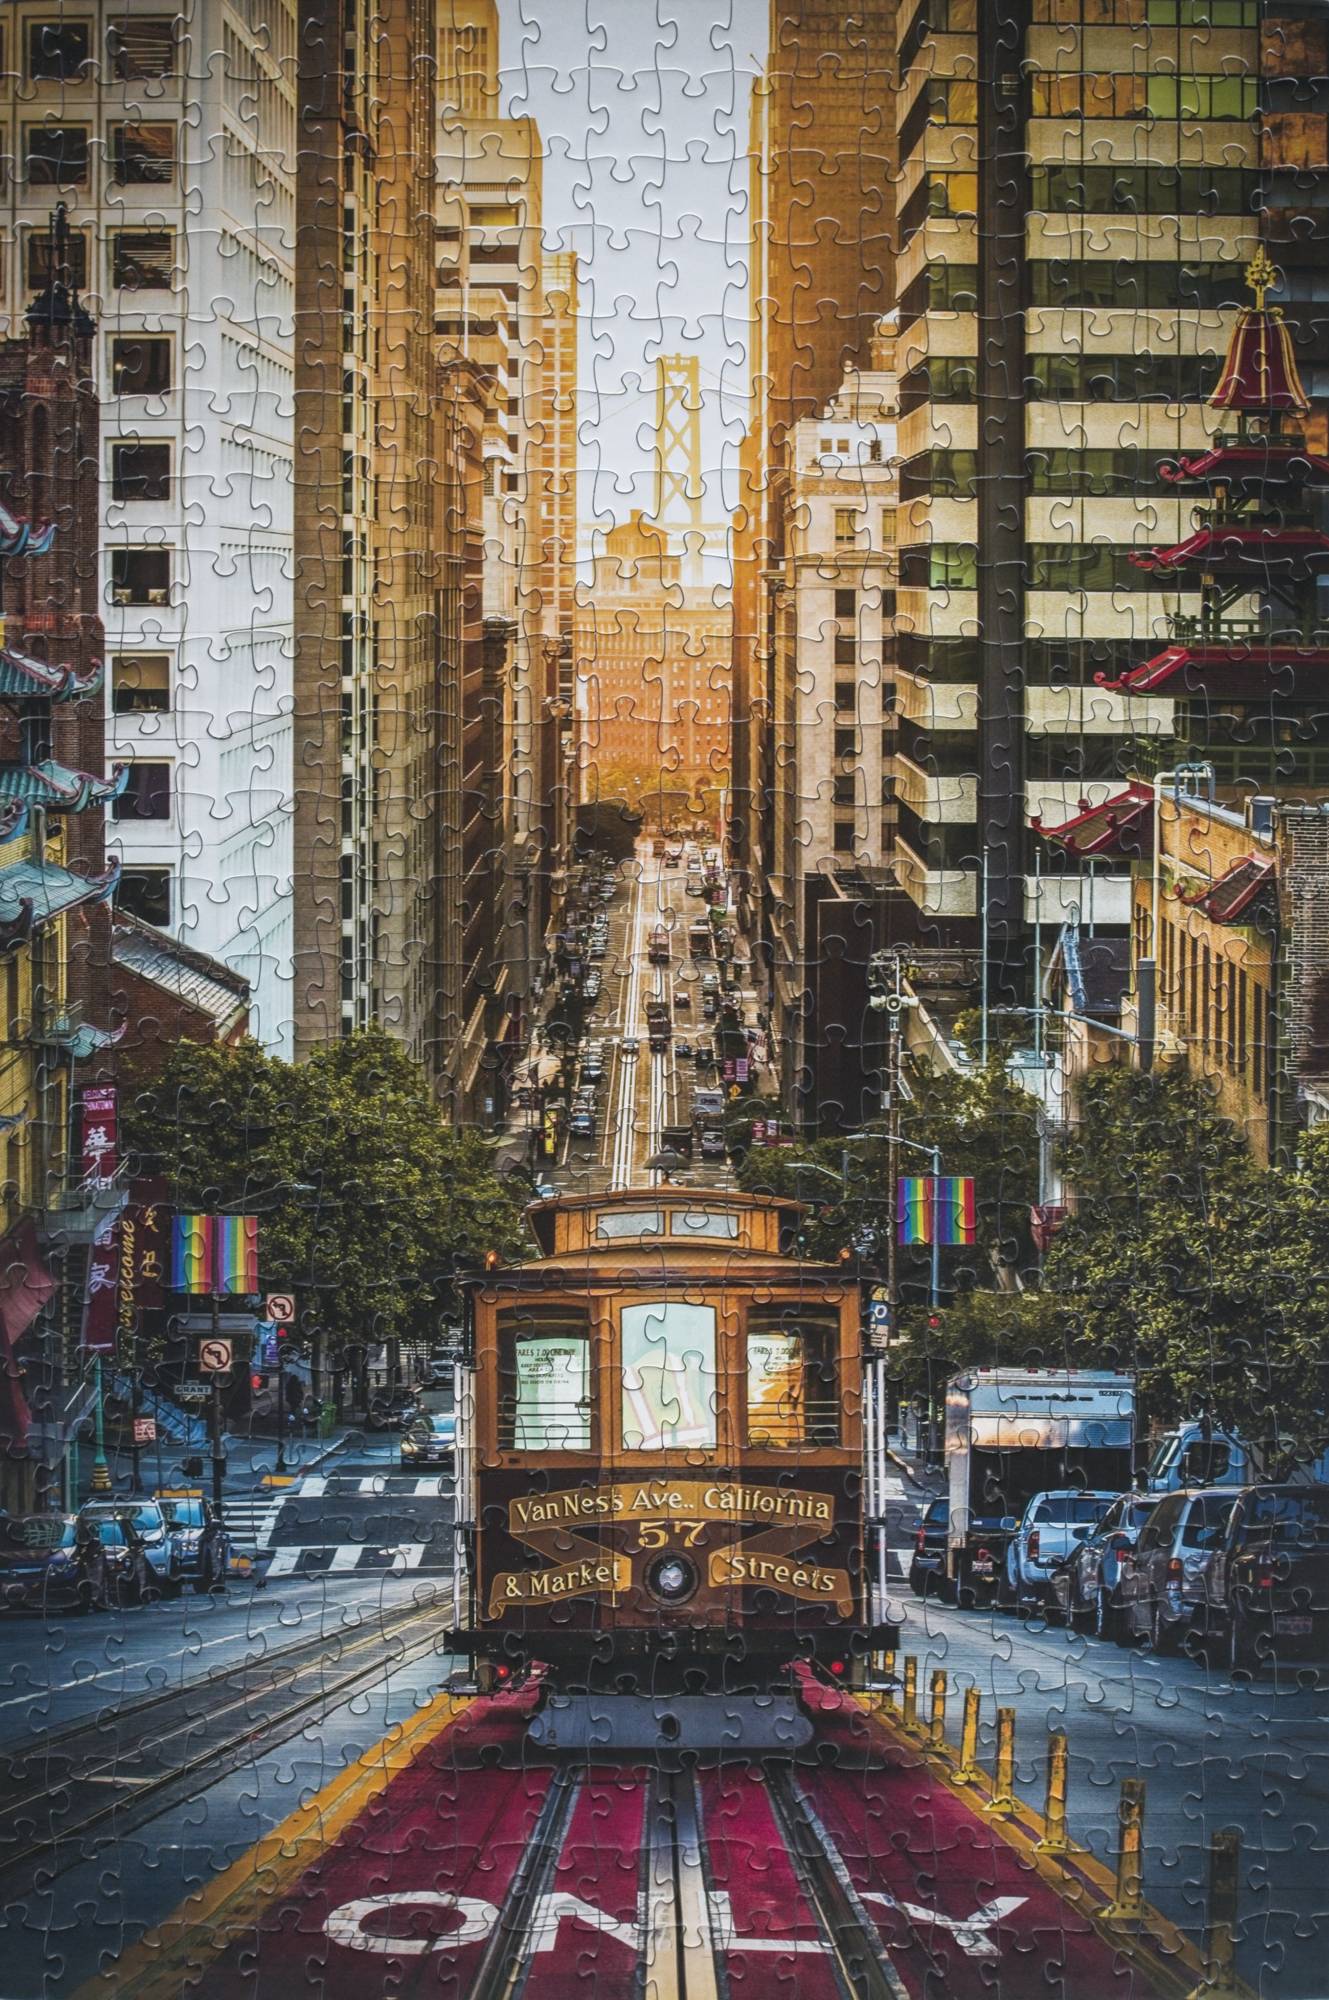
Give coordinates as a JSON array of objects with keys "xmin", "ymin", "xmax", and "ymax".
[
  {"xmin": 111, "ymin": 336, "xmax": 172, "ymax": 395},
  {"xmin": 112, "ymin": 652, "xmax": 170, "ymax": 711},
  {"xmin": 107, "ymin": 17, "xmax": 176, "ymax": 78},
  {"xmin": 26, "ymin": 227, "xmax": 88, "ymax": 289},
  {"xmin": 834, "ymin": 631, "xmax": 856, "ymax": 666},
  {"xmin": 28, "ymin": 21, "xmax": 91, "ymax": 80},
  {"xmin": 111, "ymin": 441, "xmax": 170, "ymax": 502},
  {"xmin": 109, "ymin": 547, "xmax": 170, "ymax": 606},
  {"xmin": 116, "ymin": 864, "xmax": 172, "ymax": 924},
  {"xmin": 834, "ymin": 681, "xmax": 855, "ymax": 713},
  {"xmin": 112, "ymin": 230, "xmax": 175, "ymax": 289},
  {"xmin": 868, "ymin": 438, "xmax": 882, "ymax": 464},
  {"xmin": 833, "ymin": 821, "xmax": 856, "ymax": 852},
  {"xmin": 25, "ymin": 124, "xmax": 89, "ymax": 184},
  {"xmin": 114, "ymin": 762, "xmax": 171, "ymax": 821},
  {"xmin": 108, "ymin": 122, "xmax": 175, "ymax": 184},
  {"xmin": 834, "ymin": 588, "xmax": 856, "ymax": 619},
  {"xmin": 1146, "ymin": 74, "xmax": 1258, "ymax": 122},
  {"xmin": 833, "ymin": 774, "xmax": 855, "ymax": 805},
  {"xmin": 880, "ymin": 506, "xmax": 898, "ymax": 546},
  {"xmin": 834, "ymin": 507, "xmax": 858, "ymax": 546},
  {"xmin": 834, "ymin": 728, "xmax": 858, "ymax": 759}
]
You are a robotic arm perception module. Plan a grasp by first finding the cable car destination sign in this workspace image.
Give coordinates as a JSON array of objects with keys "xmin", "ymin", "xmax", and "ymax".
[{"xmin": 488, "ymin": 1479, "xmax": 852, "ymax": 1618}]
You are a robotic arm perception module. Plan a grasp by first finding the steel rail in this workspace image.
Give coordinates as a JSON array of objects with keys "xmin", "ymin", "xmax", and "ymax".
[
  {"xmin": 764, "ymin": 1765, "xmax": 910, "ymax": 2000},
  {"xmin": 0, "ymin": 1598, "xmax": 451, "ymax": 1881},
  {"xmin": 466, "ymin": 1765, "xmax": 582, "ymax": 2000}
]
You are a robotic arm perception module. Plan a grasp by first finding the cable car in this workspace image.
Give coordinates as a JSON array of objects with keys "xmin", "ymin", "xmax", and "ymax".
[{"xmin": 450, "ymin": 1188, "xmax": 896, "ymax": 1696}]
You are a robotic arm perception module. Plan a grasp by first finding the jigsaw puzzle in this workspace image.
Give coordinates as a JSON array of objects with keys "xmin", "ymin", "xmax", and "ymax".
[{"xmin": 1, "ymin": 0, "xmax": 1328, "ymax": 1992}]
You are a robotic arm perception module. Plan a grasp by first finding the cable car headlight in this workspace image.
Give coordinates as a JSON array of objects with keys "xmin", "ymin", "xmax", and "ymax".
[{"xmin": 646, "ymin": 1553, "xmax": 698, "ymax": 1605}]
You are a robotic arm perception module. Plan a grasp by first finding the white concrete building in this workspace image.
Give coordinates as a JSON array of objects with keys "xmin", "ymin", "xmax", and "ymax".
[{"xmin": 0, "ymin": 0, "xmax": 295, "ymax": 1051}]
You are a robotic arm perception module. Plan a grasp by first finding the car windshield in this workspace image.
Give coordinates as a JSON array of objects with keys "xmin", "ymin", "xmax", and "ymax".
[
  {"xmin": 1033, "ymin": 1496, "xmax": 1111, "ymax": 1526},
  {"xmin": 431, "ymin": 1416, "xmax": 454, "ymax": 1435},
  {"xmin": 1245, "ymin": 1490, "xmax": 1329, "ymax": 1544},
  {"xmin": 925, "ymin": 1500, "xmax": 947, "ymax": 1526},
  {"xmin": 93, "ymin": 1521, "xmax": 128, "ymax": 1547},
  {"xmin": 2, "ymin": 1516, "xmax": 74, "ymax": 1552},
  {"xmin": 160, "ymin": 1500, "xmax": 205, "ymax": 1529}
]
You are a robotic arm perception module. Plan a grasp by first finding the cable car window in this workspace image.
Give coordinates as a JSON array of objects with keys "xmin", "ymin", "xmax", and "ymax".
[
  {"xmin": 497, "ymin": 1307, "xmax": 591, "ymax": 1450},
  {"xmin": 621, "ymin": 1302, "xmax": 717, "ymax": 1450},
  {"xmin": 746, "ymin": 1305, "xmax": 841, "ymax": 1446},
  {"xmin": 668, "ymin": 1208, "xmax": 740, "ymax": 1241},
  {"xmin": 596, "ymin": 1209, "xmax": 664, "ymax": 1240}
]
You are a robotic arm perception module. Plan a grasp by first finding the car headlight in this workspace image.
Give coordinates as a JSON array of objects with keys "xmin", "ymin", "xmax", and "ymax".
[{"xmin": 645, "ymin": 1554, "xmax": 698, "ymax": 1605}]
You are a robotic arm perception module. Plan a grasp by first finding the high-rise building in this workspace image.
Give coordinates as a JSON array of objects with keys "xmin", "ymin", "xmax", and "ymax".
[
  {"xmin": 293, "ymin": 0, "xmax": 444, "ymax": 1073},
  {"xmin": 736, "ymin": 1, "xmax": 896, "ymax": 978},
  {"xmin": 573, "ymin": 513, "xmax": 731, "ymax": 825},
  {"xmin": 892, "ymin": 0, "xmax": 1269, "ymax": 998},
  {"xmin": 0, "ymin": 0, "xmax": 297, "ymax": 1052},
  {"xmin": 768, "ymin": 326, "xmax": 901, "ymax": 1116}
]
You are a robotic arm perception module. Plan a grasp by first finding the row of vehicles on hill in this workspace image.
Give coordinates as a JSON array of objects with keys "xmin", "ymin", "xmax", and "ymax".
[
  {"xmin": 1, "ymin": 1490, "xmax": 230, "ymax": 1615},
  {"xmin": 910, "ymin": 1369, "xmax": 1329, "ymax": 1672}
]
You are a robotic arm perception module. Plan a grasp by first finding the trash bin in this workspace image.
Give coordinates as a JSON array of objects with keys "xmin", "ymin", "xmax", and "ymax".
[{"xmin": 318, "ymin": 1400, "xmax": 337, "ymax": 1440}]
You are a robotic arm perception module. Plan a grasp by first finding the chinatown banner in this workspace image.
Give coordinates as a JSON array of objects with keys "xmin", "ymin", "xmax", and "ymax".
[
  {"xmin": 82, "ymin": 1190, "xmax": 169, "ymax": 1354},
  {"xmin": 80, "ymin": 1085, "xmax": 118, "ymax": 1188},
  {"xmin": 897, "ymin": 1175, "xmax": 976, "ymax": 1247},
  {"xmin": 81, "ymin": 1207, "xmax": 120, "ymax": 1355}
]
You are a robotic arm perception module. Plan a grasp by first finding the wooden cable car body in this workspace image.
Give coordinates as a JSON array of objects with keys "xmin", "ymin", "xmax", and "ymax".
[{"xmin": 453, "ymin": 1187, "xmax": 894, "ymax": 1693}]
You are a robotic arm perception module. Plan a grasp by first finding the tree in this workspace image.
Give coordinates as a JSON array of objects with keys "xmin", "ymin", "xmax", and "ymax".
[{"xmin": 121, "ymin": 1030, "xmax": 529, "ymax": 1365}]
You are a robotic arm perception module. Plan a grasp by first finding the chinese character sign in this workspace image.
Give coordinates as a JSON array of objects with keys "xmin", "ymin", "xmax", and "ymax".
[{"xmin": 80, "ymin": 1086, "xmax": 118, "ymax": 1188}]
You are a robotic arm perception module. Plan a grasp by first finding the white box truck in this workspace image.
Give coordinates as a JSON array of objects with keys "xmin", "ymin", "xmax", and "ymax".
[{"xmin": 944, "ymin": 1369, "xmax": 1136, "ymax": 1607}]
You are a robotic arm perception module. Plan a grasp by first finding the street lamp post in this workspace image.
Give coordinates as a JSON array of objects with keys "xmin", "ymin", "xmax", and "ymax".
[{"xmin": 90, "ymin": 1353, "xmax": 111, "ymax": 1493}]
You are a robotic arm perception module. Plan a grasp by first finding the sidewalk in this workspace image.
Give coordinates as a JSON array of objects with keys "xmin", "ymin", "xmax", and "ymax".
[{"xmin": 74, "ymin": 1422, "xmax": 355, "ymax": 1506}]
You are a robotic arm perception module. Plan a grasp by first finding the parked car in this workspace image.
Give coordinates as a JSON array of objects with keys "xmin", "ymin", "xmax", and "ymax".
[
  {"xmin": 156, "ymin": 1491, "xmax": 230, "ymax": 1595},
  {"xmin": 570, "ymin": 1111, "xmax": 596, "ymax": 1140},
  {"xmin": 402, "ymin": 1412, "xmax": 457, "ymax": 1468},
  {"xmin": 1003, "ymin": 1490, "xmax": 1117, "ymax": 1608},
  {"xmin": 675, "ymin": 1041, "xmax": 693, "ymax": 1059},
  {"xmin": 0, "ymin": 1513, "xmax": 108, "ymax": 1614},
  {"xmin": 909, "ymin": 1498, "xmax": 950, "ymax": 1598},
  {"xmin": 80, "ymin": 1501, "xmax": 180, "ymax": 1598},
  {"xmin": 1120, "ymin": 1487, "xmax": 1242, "ymax": 1653},
  {"xmin": 699, "ymin": 1127, "xmax": 726, "ymax": 1160},
  {"xmin": 674, "ymin": 991, "xmax": 691, "ymax": 1012},
  {"xmin": 1049, "ymin": 1493, "xmax": 1160, "ymax": 1639},
  {"xmin": 422, "ymin": 1351, "xmax": 454, "ymax": 1387},
  {"xmin": 1210, "ymin": 1483, "xmax": 1329, "ymax": 1674},
  {"xmin": 620, "ymin": 1038, "xmax": 639, "ymax": 1057},
  {"xmin": 366, "ymin": 1388, "xmax": 421, "ymax": 1432}
]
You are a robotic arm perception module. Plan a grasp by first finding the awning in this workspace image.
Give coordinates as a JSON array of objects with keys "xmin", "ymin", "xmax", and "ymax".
[
  {"xmin": 0, "ymin": 648, "xmax": 104, "ymax": 704},
  {"xmin": 1030, "ymin": 781, "xmax": 1154, "ymax": 858},
  {"xmin": 1159, "ymin": 443, "xmax": 1329, "ymax": 487},
  {"xmin": 1098, "ymin": 643, "xmax": 1329, "ymax": 697},
  {"xmin": 1179, "ymin": 855, "xmax": 1276, "ymax": 925},
  {"xmin": 1129, "ymin": 526, "xmax": 1329, "ymax": 576},
  {"xmin": 0, "ymin": 502, "xmax": 56, "ymax": 560},
  {"xmin": 0, "ymin": 760, "xmax": 129, "ymax": 812},
  {"xmin": 0, "ymin": 1218, "xmax": 56, "ymax": 1448},
  {"xmin": 0, "ymin": 799, "xmax": 29, "ymax": 846},
  {"xmin": 0, "ymin": 857, "xmax": 121, "ymax": 945}
]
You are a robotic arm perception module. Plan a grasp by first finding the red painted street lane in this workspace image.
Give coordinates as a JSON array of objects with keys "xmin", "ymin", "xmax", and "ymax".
[{"xmin": 172, "ymin": 1685, "xmax": 1178, "ymax": 1998}]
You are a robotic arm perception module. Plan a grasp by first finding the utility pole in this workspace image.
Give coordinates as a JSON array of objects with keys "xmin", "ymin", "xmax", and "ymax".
[{"xmin": 209, "ymin": 1288, "xmax": 225, "ymax": 1523}]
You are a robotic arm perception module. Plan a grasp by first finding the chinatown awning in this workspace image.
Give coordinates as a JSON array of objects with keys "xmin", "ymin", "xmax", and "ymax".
[
  {"xmin": 1209, "ymin": 304, "xmax": 1311, "ymax": 414},
  {"xmin": 0, "ymin": 799, "xmax": 29, "ymax": 845},
  {"xmin": 0, "ymin": 502, "xmax": 55, "ymax": 560},
  {"xmin": 1097, "ymin": 644, "xmax": 1329, "ymax": 698},
  {"xmin": 1179, "ymin": 854, "xmax": 1276, "ymax": 925},
  {"xmin": 1030, "ymin": 780, "xmax": 1154, "ymax": 858},
  {"xmin": 0, "ymin": 649, "xmax": 105, "ymax": 704},
  {"xmin": 1129, "ymin": 526, "xmax": 1329, "ymax": 575},
  {"xmin": 0, "ymin": 1218, "xmax": 56, "ymax": 1449},
  {"xmin": 0, "ymin": 856, "xmax": 120, "ymax": 949},
  {"xmin": 0, "ymin": 761, "xmax": 129, "ymax": 812},
  {"xmin": 1159, "ymin": 444, "xmax": 1329, "ymax": 487}
]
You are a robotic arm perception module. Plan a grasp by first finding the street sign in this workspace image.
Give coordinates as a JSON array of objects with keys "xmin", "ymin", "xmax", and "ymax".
[
  {"xmin": 132, "ymin": 1417, "xmax": 157, "ymax": 1444},
  {"xmin": 177, "ymin": 1382, "xmax": 209, "ymax": 1405},
  {"xmin": 199, "ymin": 1337, "xmax": 233, "ymax": 1374},
  {"xmin": 265, "ymin": 1293, "xmax": 296, "ymax": 1326}
]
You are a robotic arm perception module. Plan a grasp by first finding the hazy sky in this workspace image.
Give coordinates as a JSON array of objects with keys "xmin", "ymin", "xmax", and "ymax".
[{"xmin": 496, "ymin": 0, "xmax": 767, "ymax": 579}]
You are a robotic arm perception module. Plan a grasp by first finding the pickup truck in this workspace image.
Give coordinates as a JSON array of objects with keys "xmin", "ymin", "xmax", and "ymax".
[{"xmin": 1003, "ymin": 1490, "xmax": 1117, "ymax": 1608}]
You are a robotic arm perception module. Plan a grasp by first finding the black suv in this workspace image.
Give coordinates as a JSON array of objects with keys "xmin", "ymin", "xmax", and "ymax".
[
  {"xmin": 908, "ymin": 1498, "xmax": 949, "ymax": 1598},
  {"xmin": 1214, "ymin": 1483, "xmax": 1329, "ymax": 1675}
]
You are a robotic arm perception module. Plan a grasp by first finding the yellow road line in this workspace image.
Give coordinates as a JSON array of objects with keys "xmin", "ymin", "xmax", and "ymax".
[
  {"xmin": 72, "ymin": 1686, "xmax": 475, "ymax": 2000},
  {"xmin": 851, "ymin": 1691, "xmax": 1255, "ymax": 2000}
]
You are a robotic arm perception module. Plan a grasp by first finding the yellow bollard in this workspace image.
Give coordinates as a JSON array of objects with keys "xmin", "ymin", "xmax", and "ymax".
[
  {"xmin": 928, "ymin": 1669, "xmax": 947, "ymax": 1753},
  {"xmin": 901, "ymin": 1656, "xmax": 918, "ymax": 1732},
  {"xmin": 881, "ymin": 1648, "xmax": 897, "ymax": 1706},
  {"xmin": 1037, "ymin": 1731, "xmax": 1070, "ymax": 1856},
  {"xmin": 953, "ymin": 1686, "xmax": 981, "ymax": 1785},
  {"xmin": 1104, "ymin": 1778, "xmax": 1147, "ymax": 1925},
  {"xmin": 1186, "ymin": 1829, "xmax": 1244, "ymax": 2000},
  {"xmin": 984, "ymin": 1705, "xmax": 1017, "ymax": 1815}
]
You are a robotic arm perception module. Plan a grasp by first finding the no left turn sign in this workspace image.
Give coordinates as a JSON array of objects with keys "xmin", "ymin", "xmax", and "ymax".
[{"xmin": 199, "ymin": 1337, "xmax": 233, "ymax": 1374}]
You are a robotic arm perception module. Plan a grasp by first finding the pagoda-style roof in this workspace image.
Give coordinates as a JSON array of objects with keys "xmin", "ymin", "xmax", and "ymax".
[
  {"xmin": 0, "ymin": 857, "xmax": 120, "ymax": 949},
  {"xmin": 0, "ymin": 799, "xmax": 29, "ymax": 845},
  {"xmin": 1159, "ymin": 443, "xmax": 1329, "ymax": 487},
  {"xmin": 1030, "ymin": 780, "xmax": 1154, "ymax": 858},
  {"xmin": 0, "ymin": 648, "xmax": 105, "ymax": 704},
  {"xmin": 1129, "ymin": 526, "xmax": 1329, "ymax": 576},
  {"xmin": 1209, "ymin": 302, "xmax": 1311, "ymax": 415},
  {"xmin": 1179, "ymin": 855, "xmax": 1276, "ymax": 925},
  {"xmin": 0, "ymin": 500, "xmax": 56, "ymax": 559},
  {"xmin": 1098, "ymin": 643, "xmax": 1329, "ymax": 698},
  {"xmin": 0, "ymin": 760, "xmax": 128, "ymax": 811}
]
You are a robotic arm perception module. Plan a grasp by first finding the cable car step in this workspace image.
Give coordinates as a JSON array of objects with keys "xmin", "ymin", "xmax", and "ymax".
[{"xmin": 528, "ymin": 1693, "xmax": 814, "ymax": 1754}]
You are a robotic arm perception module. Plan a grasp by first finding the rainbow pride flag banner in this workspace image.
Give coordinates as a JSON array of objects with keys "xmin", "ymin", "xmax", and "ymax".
[
  {"xmin": 897, "ymin": 1176, "xmax": 976, "ymax": 1247},
  {"xmin": 170, "ymin": 1213, "xmax": 259, "ymax": 1295}
]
